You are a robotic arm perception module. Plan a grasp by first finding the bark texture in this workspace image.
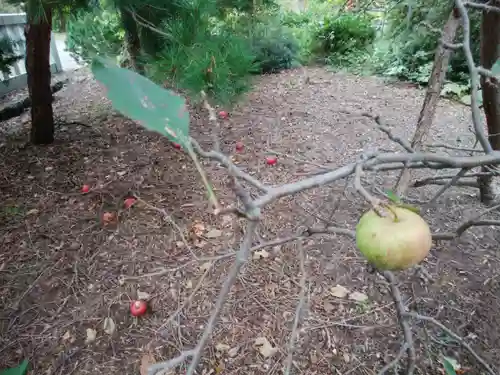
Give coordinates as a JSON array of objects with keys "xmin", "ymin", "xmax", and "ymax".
[
  {"xmin": 394, "ymin": 10, "xmax": 461, "ymax": 195},
  {"xmin": 25, "ymin": 4, "xmax": 54, "ymax": 145},
  {"xmin": 120, "ymin": 7, "xmax": 144, "ymax": 74},
  {"xmin": 478, "ymin": 1, "xmax": 500, "ymax": 203}
]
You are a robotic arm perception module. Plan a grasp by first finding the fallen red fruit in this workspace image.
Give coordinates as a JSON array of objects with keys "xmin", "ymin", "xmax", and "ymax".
[
  {"xmin": 218, "ymin": 110, "xmax": 228, "ymax": 119},
  {"xmin": 266, "ymin": 156, "xmax": 277, "ymax": 165},
  {"xmin": 102, "ymin": 212, "xmax": 115, "ymax": 224},
  {"xmin": 124, "ymin": 197, "xmax": 136, "ymax": 209},
  {"xmin": 235, "ymin": 141, "xmax": 244, "ymax": 152},
  {"xmin": 130, "ymin": 300, "xmax": 148, "ymax": 317},
  {"xmin": 173, "ymin": 143, "xmax": 182, "ymax": 149},
  {"xmin": 81, "ymin": 184, "xmax": 90, "ymax": 193}
]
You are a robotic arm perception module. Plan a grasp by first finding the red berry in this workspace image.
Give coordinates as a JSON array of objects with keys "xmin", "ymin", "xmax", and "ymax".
[
  {"xmin": 173, "ymin": 143, "xmax": 182, "ymax": 149},
  {"xmin": 235, "ymin": 141, "xmax": 244, "ymax": 152},
  {"xmin": 81, "ymin": 184, "xmax": 90, "ymax": 193},
  {"xmin": 266, "ymin": 156, "xmax": 277, "ymax": 165},
  {"xmin": 218, "ymin": 110, "xmax": 228, "ymax": 119},
  {"xmin": 124, "ymin": 197, "xmax": 136, "ymax": 209},
  {"xmin": 130, "ymin": 300, "xmax": 148, "ymax": 317}
]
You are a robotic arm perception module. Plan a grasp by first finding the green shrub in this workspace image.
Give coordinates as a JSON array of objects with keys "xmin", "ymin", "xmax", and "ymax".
[
  {"xmin": 66, "ymin": 9, "xmax": 125, "ymax": 65},
  {"xmin": 250, "ymin": 19, "xmax": 301, "ymax": 73},
  {"xmin": 212, "ymin": 9, "xmax": 302, "ymax": 73},
  {"xmin": 147, "ymin": 0, "xmax": 257, "ymax": 105},
  {"xmin": 316, "ymin": 13, "xmax": 376, "ymax": 57},
  {"xmin": 375, "ymin": 1, "xmax": 481, "ymax": 85},
  {"xmin": 0, "ymin": 38, "xmax": 23, "ymax": 76}
]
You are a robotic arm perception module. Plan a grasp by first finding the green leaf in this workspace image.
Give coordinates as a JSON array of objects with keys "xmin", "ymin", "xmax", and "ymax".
[
  {"xmin": 91, "ymin": 57, "xmax": 190, "ymax": 148},
  {"xmin": 385, "ymin": 190, "xmax": 401, "ymax": 203},
  {"xmin": 442, "ymin": 356, "xmax": 458, "ymax": 375},
  {"xmin": 0, "ymin": 359, "xmax": 29, "ymax": 375}
]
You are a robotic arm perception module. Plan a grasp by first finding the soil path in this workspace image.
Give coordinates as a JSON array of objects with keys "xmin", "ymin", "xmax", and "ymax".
[{"xmin": 1, "ymin": 67, "xmax": 499, "ymax": 375}]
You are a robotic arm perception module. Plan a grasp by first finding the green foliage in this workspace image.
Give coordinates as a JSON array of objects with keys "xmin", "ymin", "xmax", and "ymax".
[
  {"xmin": 374, "ymin": 0, "xmax": 481, "ymax": 85},
  {"xmin": 92, "ymin": 57, "xmax": 190, "ymax": 147},
  {"xmin": 146, "ymin": 0, "xmax": 257, "ymax": 105},
  {"xmin": 0, "ymin": 37, "xmax": 23, "ymax": 76},
  {"xmin": 66, "ymin": 8, "xmax": 125, "ymax": 65},
  {"xmin": 315, "ymin": 13, "xmax": 376, "ymax": 57},
  {"xmin": 217, "ymin": 0, "xmax": 277, "ymax": 13},
  {"xmin": 249, "ymin": 16, "xmax": 301, "ymax": 73}
]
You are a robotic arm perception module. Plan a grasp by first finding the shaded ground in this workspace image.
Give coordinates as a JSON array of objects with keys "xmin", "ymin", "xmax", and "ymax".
[{"xmin": 1, "ymin": 67, "xmax": 499, "ymax": 375}]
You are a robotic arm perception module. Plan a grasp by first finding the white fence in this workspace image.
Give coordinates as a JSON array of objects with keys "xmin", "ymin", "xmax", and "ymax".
[{"xmin": 0, "ymin": 13, "xmax": 63, "ymax": 96}]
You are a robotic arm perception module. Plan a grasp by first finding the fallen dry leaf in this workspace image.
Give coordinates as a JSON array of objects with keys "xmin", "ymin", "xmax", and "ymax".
[
  {"xmin": 253, "ymin": 337, "xmax": 278, "ymax": 358},
  {"xmin": 343, "ymin": 353, "xmax": 350, "ymax": 363},
  {"xmin": 206, "ymin": 228, "xmax": 223, "ymax": 238},
  {"xmin": 330, "ymin": 285, "xmax": 349, "ymax": 298},
  {"xmin": 200, "ymin": 262, "xmax": 212, "ymax": 273},
  {"xmin": 253, "ymin": 249, "xmax": 270, "ymax": 260},
  {"xmin": 323, "ymin": 301, "xmax": 335, "ymax": 313},
  {"xmin": 85, "ymin": 328, "xmax": 97, "ymax": 344},
  {"xmin": 140, "ymin": 352, "xmax": 156, "ymax": 375},
  {"xmin": 103, "ymin": 317, "xmax": 116, "ymax": 335},
  {"xmin": 215, "ymin": 343, "xmax": 230, "ymax": 352},
  {"xmin": 349, "ymin": 291, "xmax": 368, "ymax": 302},
  {"xmin": 186, "ymin": 279, "xmax": 193, "ymax": 289},
  {"xmin": 137, "ymin": 290, "xmax": 151, "ymax": 300},
  {"xmin": 62, "ymin": 330, "xmax": 74, "ymax": 342},
  {"xmin": 192, "ymin": 222, "xmax": 206, "ymax": 237},
  {"xmin": 102, "ymin": 212, "xmax": 116, "ymax": 225},
  {"xmin": 228, "ymin": 347, "xmax": 239, "ymax": 358},
  {"xmin": 26, "ymin": 208, "xmax": 39, "ymax": 215}
]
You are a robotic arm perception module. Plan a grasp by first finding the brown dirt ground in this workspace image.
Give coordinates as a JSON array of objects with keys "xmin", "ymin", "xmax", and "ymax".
[{"xmin": 1, "ymin": 67, "xmax": 500, "ymax": 375}]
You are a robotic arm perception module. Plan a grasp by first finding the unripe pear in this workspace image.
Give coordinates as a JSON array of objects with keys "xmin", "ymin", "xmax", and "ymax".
[{"xmin": 355, "ymin": 205, "xmax": 432, "ymax": 271}]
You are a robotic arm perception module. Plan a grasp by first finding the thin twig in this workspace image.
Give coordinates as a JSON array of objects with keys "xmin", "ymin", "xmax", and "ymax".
[
  {"xmin": 454, "ymin": 0, "xmax": 493, "ymax": 153},
  {"xmin": 426, "ymin": 142, "xmax": 483, "ymax": 153},
  {"xmin": 377, "ymin": 343, "xmax": 409, "ymax": 375},
  {"xmin": 433, "ymin": 202, "xmax": 500, "ymax": 240},
  {"xmin": 156, "ymin": 263, "xmax": 212, "ymax": 333},
  {"xmin": 427, "ymin": 167, "xmax": 470, "ymax": 205},
  {"xmin": 464, "ymin": 1, "xmax": 500, "ymax": 13},
  {"xmin": 382, "ymin": 271, "xmax": 416, "ymax": 375},
  {"xmin": 284, "ymin": 241, "xmax": 308, "ymax": 375},
  {"xmin": 139, "ymin": 198, "xmax": 198, "ymax": 259},
  {"xmin": 185, "ymin": 219, "xmax": 259, "ymax": 375},
  {"xmin": 406, "ymin": 312, "xmax": 497, "ymax": 375},
  {"xmin": 148, "ymin": 349, "xmax": 196, "ymax": 375},
  {"xmin": 201, "ymin": 90, "xmax": 222, "ymax": 152}
]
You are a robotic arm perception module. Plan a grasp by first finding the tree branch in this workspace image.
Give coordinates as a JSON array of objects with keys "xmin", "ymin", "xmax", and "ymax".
[
  {"xmin": 406, "ymin": 312, "xmax": 497, "ymax": 375},
  {"xmin": 284, "ymin": 241, "xmax": 308, "ymax": 375},
  {"xmin": 381, "ymin": 271, "xmax": 416, "ymax": 375},
  {"xmin": 454, "ymin": 0, "xmax": 494, "ymax": 153}
]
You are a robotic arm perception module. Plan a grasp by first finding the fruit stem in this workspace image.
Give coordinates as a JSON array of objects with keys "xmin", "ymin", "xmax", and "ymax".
[{"xmin": 384, "ymin": 204, "xmax": 400, "ymax": 222}]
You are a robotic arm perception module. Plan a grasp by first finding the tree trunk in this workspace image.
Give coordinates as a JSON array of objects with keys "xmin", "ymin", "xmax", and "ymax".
[
  {"xmin": 59, "ymin": 11, "xmax": 67, "ymax": 32},
  {"xmin": 394, "ymin": 10, "xmax": 461, "ymax": 196},
  {"xmin": 119, "ymin": 7, "xmax": 144, "ymax": 74},
  {"xmin": 25, "ymin": 3, "xmax": 54, "ymax": 145},
  {"xmin": 477, "ymin": 2, "xmax": 500, "ymax": 204}
]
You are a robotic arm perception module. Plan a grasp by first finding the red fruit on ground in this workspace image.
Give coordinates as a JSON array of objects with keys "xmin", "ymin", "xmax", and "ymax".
[
  {"xmin": 124, "ymin": 197, "xmax": 136, "ymax": 209},
  {"xmin": 173, "ymin": 143, "xmax": 182, "ymax": 149},
  {"xmin": 102, "ymin": 212, "xmax": 115, "ymax": 224},
  {"xmin": 235, "ymin": 142, "xmax": 244, "ymax": 152},
  {"xmin": 81, "ymin": 184, "xmax": 90, "ymax": 193},
  {"xmin": 130, "ymin": 300, "xmax": 148, "ymax": 317},
  {"xmin": 219, "ymin": 110, "xmax": 228, "ymax": 119},
  {"xmin": 266, "ymin": 156, "xmax": 277, "ymax": 165}
]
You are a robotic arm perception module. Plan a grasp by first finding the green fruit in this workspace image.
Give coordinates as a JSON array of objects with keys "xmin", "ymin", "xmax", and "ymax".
[{"xmin": 355, "ymin": 205, "xmax": 432, "ymax": 271}]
